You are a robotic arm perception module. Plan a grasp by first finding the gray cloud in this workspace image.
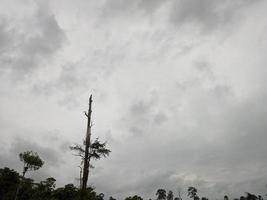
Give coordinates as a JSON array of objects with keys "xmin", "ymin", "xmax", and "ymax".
[
  {"xmin": 101, "ymin": 0, "xmax": 261, "ymax": 33},
  {"xmin": 0, "ymin": 3, "xmax": 66, "ymax": 79},
  {"xmin": 170, "ymin": 0, "xmax": 261, "ymax": 33},
  {"xmin": 1, "ymin": 0, "xmax": 267, "ymax": 199}
]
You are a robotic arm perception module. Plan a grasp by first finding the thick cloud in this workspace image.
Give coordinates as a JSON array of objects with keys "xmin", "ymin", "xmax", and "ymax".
[
  {"xmin": 0, "ymin": 0, "xmax": 267, "ymax": 199},
  {"xmin": 0, "ymin": 1, "xmax": 66, "ymax": 79}
]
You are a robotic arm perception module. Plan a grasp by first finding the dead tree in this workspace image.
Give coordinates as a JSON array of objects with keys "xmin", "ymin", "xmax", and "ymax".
[
  {"xmin": 70, "ymin": 95, "xmax": 111, "ymax": 200},
  {"xmin": 82, "ymin": 94, "xmax": 93, "ymax": 194}
]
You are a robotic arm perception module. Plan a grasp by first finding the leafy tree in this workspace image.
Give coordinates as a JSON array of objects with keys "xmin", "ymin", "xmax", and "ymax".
[
  {"xmin": 96, "ymin": 193, "xmax": 105, "ymax": 200},
  {"xmin": 30, "ymin": 177, "xmax": 56, "ymax": 200},
  {"xmin": 19, "ymin": 151, "xmax": 44, "ymax": 176},
  {"xmin": 245, "ymin": 193, "xmax": 258, "ymax": 200},
  {"xmin": 188, "ymin": 187, "xmax": 199, "ymax": 200},
  {"xmin": 53, "ymin": 184, "xmax": 78, "ymax": 200},
  {"xmin": 156, "ymin": 189, "xmax": 167, "ymax": 200},
  {"xmin": 15, "ymin": 151, "xmax": 44, "ymax": 200},
  {"xmin": 75, "ymin": 186, "xmax": 97, "ymax": 200},
  {"xmin": 167, "ymin": 191, "xmax": 174, "ymax": 200},
  {"xmin": 18, "ymin": 178, "xmax": 34, "ymax": 200},
  {"xmin": 125, "ymin": 195, "xmax": 143, "ymax": 200},
  {"xmin": 224, "ymin": 195, "xmax": 229, "ymax": 200},
  {"xmin": 70, "ymin": 95, "xmax": 111, "ymax": 200},
  {"xmin": 0, "ymin": 167, "xmax": 20, "ymax": 200}
]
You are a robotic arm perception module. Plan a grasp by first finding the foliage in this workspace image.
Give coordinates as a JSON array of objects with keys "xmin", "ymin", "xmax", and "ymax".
[
  {"xmin": 245, "ymin": 193, "xmax": 258, "ymax": 200},
  {"xmin": 53, "ymin": 184, "xmax": 78, "ymax": 200},
  {"xmin": 0, "ymin": 167, "xmax": 20, "ymax": 200},
  {"xmin": 0, "ymin": 168, "xmax": 266, "ymax": 200},
  {"xmin": 188, "ymin": 187, "xmax": 199, "ymax": 200},
  {"xmin": 70, "ymin": 138, "xmax": 111, "ymax": 161},
  {"xmin": 19, "ymin": 151, "xmax": 44, "ymax": 174},
  {"xmin": 156, "ymin": 189, "xmax": 167, "ymax": 200},
  {"xmin": 167, "ymin": 190, "xmax": 174, "ymax": 200},
  {"xmin": 90, "ymin": 138, "xmax": 111, "ymax": 160},
  {"xmin": 125, "ymin": 195, "xmax": 143, "ymax": 200}
]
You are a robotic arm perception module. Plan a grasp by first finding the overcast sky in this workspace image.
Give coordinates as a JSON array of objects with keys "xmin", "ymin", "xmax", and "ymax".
[{"xmin": 1, "ymin": 0, "xmax": 267, "ymax": 199}]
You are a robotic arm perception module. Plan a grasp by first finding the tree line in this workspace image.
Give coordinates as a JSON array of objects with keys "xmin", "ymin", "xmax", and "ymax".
[{"xmin": 1, "ymin": 164, "xmax": 266, "ymax": 200}]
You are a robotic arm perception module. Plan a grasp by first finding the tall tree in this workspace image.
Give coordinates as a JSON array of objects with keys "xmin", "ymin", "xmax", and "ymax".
[
  {"xmin": 70, "ymin": 95, "xmax": 111, "ymax": 200},
  {"xmin": 14, "ymin": 151, "xmax": 44, "ymax": 200},
  {"xmin": 82, "ymin": 94, "xmax": 93, "ymax": 194}
]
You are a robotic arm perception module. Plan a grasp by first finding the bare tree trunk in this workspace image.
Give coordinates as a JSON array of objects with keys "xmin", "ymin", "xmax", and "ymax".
[{"xmin": 81, "ymin": 95, "xmax": 93, "ymax": 200}]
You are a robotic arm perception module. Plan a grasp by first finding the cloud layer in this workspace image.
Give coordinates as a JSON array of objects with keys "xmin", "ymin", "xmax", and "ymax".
[{"xmin": 1, "ymin": 0, "xmax": 267, "ymax": 199}]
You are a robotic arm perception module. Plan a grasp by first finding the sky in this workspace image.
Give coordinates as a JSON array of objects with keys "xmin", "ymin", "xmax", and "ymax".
[{"xmin": 0, "ymin": 0, "xmax": 267, "ymax": 199}]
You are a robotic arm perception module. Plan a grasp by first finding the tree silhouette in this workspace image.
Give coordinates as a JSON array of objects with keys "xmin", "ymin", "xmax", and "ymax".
[
  {"xmin": 14, "ymin": 151, "xmax": 44, "ymax": 200},
  {"xmin": 70, "ymin": 95, "xmax": 111, "ymax": 200},
  {"xmin": 125, "ymin": 195, "xmax": 143, "ymax": 200},
  {"xmin": 53, "ymin": 184, "xmax": 78, "ymax": 200},
  {"xmin": 19, "ymin": 151, "xmax": 44, "ymax": 176},
  {"xmin": 188, "ymin": 187, "xmax": 199, "ymax": 200},
  {"xmin": 167, "ymin": 190, "xmax": 174, "ymax": 200},
  {"xmin": 245, "ymin": 193, "xmax": 258, "ymax": 200},
  {"xmin": 70, "ymin": 138, "xmax": 110, "ymax": 163},
  {"xmin": 96, "ymin": 193, "xmax": 105, "ymax": 200},
  {"xmin": 31, "ymin": 177, "xmax": 56, "ymax": 200},
  {"xmin": 0, "ymin": 168, "xmax": 20, "ymax": 200},
  {"xmin": 156, "ymin": 189, "xmax": 167, "ymax": 200}
]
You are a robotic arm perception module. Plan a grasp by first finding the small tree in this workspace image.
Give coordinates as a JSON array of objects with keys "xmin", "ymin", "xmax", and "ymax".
[
  {"xmin": 188, "ymin": 187, "xmax": 199, "ymax": 200},
  {"xmin": 14, "ymin": 151, "xmax": 44, "ymax": 200},
  {"xmin": 224, "ymin": 195, "xmax": 229, "ymax": 200},
  {"xmin": 245, "ymin": 193, "xmax": 258, "ymax": 200},
  {"xmin": 125, "ymin": 195, "xmax": 143, "ymax": 200},
  {"xmin": 156, "ymin": 189, "xmax": 167, "ymax": 200},
  {"xmin": 167, "ymin": 191, "xmax": 174, "ymax": 200}
]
